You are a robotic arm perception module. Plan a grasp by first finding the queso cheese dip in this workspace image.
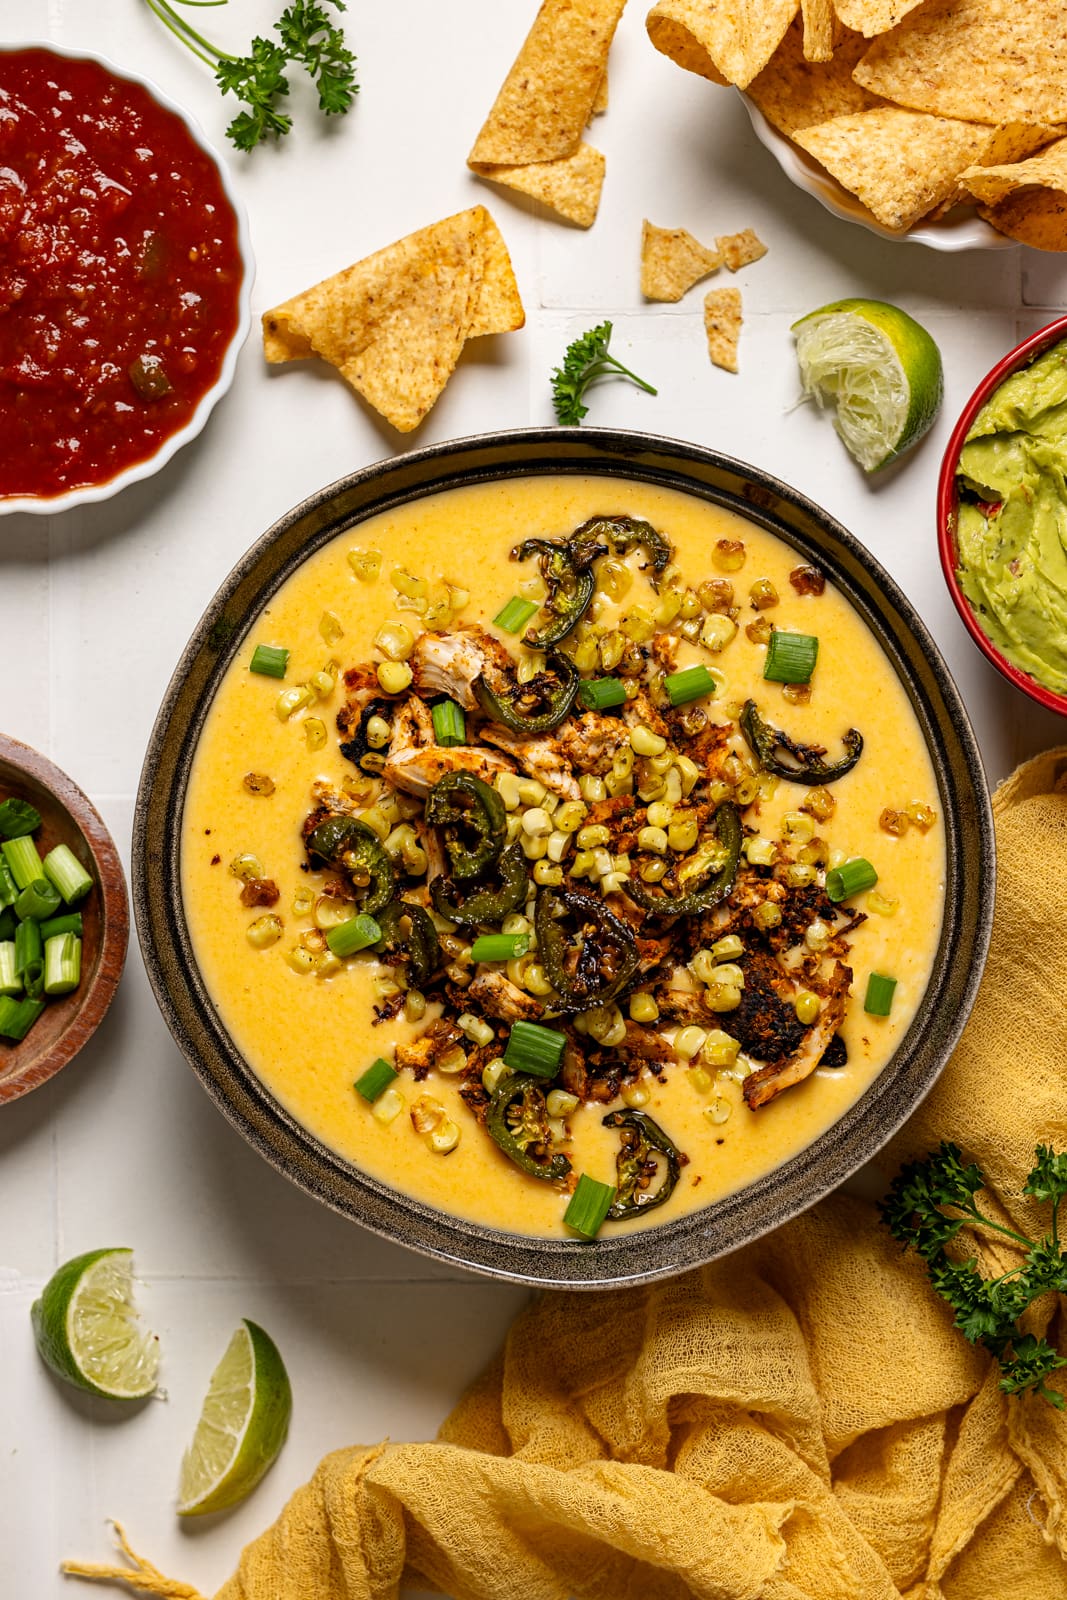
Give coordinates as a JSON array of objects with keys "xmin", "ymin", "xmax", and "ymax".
[{"xmin": 182, "ymin": 476, "xmax": 945, "ymax": 1240}]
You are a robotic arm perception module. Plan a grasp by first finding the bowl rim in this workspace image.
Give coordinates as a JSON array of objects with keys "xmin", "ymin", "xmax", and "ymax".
[
  {"xmin": 936, "ymin": 313, "xmax": 1067, "ymax": 717},
  {"xmin": 134, "ymin": 426, "xmax": 995, "ymax": 1289},
  {"xmin": 0, "ymin": 39, "xmax": 253, "ymax": 519},
  {"xmin": 0, "ymin": 733, "xmax": 130, "ymax": 1104}
]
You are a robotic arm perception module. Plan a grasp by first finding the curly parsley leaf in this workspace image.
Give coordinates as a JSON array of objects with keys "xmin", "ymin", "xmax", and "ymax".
[
  {"xmin": 275, "ymin": 0, "xmax": 357, "ymax": 116},
  {"xmin": 551, "ymin": 321, "xmax": 657, "ymax": 426},
  {"xmin": 881, "ymin": 1142, "xmax": 1067, "ymax": 1407}
]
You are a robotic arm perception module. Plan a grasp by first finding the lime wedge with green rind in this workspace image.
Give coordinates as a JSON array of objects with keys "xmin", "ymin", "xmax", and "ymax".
[
  {"xmin": 792, "ymin": 297, "xmax": 944, "ymax": 472},
  {"xmin": 178, "ymin": 1318, "xmax": 292, "ymax": 1516},
  {"xmin": 31, "ymin": 1247, "xmax": 160, "ymax": 1400}
]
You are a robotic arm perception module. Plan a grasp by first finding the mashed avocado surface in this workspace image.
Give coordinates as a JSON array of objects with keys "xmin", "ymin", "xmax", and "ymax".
[{"xmin": 955, "ymin": 336, "xmax": 1067, "ymax": 694}]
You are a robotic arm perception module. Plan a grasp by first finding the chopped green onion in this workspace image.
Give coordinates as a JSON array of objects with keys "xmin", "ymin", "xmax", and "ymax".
[
  {"xmin": 23, "ymin": 960, "xmax": 44, "ymax": 1000},
  {"xmin": 471, "ymin": 933, "xmax": 531, "ymax": 962},
  {"xmin": 14, "ymin": 918, "xmax": 41, "ymax": 977},
  {"xmin": 0, "ymin": 942, "xmax": 20, "ymax": 996},
  {"xmin": 578, "ymin": 677, "xmax": 627, "ymax": 712},
  {"xmin": 564, "ymin": 1174, "xmax": 617, "ymax": 1240},
  {"xmin": 763, "ymin": 630, "xmax": 819, "ymax": 684},
  {"xmin": 503, "ymin": 1019, "xmax": 567, "ymax": 1078},
  {"xmin": 2, "ymin": 835, "xmax": 45, "ymax": 892},
  {"xmin": 0, "ymin": 859, "xmax": 17, "ymax": 910},
  {"xmin": 355, "ymin": 1057, "xmax": 399, "ymax": 1103},
  {"xmin": 326, "ymin": 912, "xmax": 382, "ymax": 958},
  {"xmin": 864, "ymin": 972, "xmax": 897, "ymax": 1017},
  {"xmin": 15, "ymin": 877, "xmax": 61, "ymax": 923},
  {"xmin": 0, "ymin": 798, "xmax": 41, "ymax": 838},
  {"xmin": 0, "ymin": 907, "xmax": 16, "ymax": 942},
  {"xmin": 42, "ymin": 845, "xmax": 93, "ymax": 905},
  {"xmin": 0, "ymin": 994, "xmax": 44, "ymax": 1041},
  {"xmin": 249, "ymin": 643, "xmax": 289, "ymax": 678},
  {"xmin": 493, "ymin": 596, "xmax": 539, "ymax": 634},
  {"xmin": 826, "ymin": 857, "xmax": 878, "ymax": 903},
  {"xmin": 44, "ymin": 933, "xmax": 81, "ymax": 997},
  {"xmin": 39, "ymin": 912, "xmax": 83, "ymax": 941},
  {"xmin": 664, "ymin": 664, "xmax": 716, "ymax": 707},
  {"xmin": 431, "ymin": 699, "xmax": 466, "ymax": 747}
]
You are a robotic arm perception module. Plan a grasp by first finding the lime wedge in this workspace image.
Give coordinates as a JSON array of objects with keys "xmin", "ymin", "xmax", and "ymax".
[
  {"xmin": 792, "ymin": 298, "xmax": 943, "ymax": 472},
  {"xmin": 31, "ymin": 1247, "xmax": 160, "ymax": 1400},
  {"xmin": 178, "ymin": 1318, "xmax": 292, "ymax": 1516}
]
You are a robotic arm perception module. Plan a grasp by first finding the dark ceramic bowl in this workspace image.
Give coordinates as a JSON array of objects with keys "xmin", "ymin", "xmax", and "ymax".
[
  {"xmin": 937, "ymin": 314, "xmax": 1067, "ymax": 717},
  {"xmin": 134, "ymin": 429, "xmax": 994, "ymax": 1289}
]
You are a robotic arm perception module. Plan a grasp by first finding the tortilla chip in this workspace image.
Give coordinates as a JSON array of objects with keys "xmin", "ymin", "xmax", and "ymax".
[
  {"xmin": 717, "ymin": 228, "xmax": 768, "ymax": 270},
  {"xmin": 963, "ymin": 137, "xmax": 1067, "ymax": 247},
  {"xmin": 854, "ymin": 0, "xmax": 1067, "ymax": 126},
  {"xmin": 261, "ymin": 207, "xmax": 524, "ymax": 433},
  {"xmin": 794, "ymin": 110, "xmax": 1057, "ymax": 231},
  {"xmin": 641, "ymin": 220, "xmax": 722, "ymax": 300},
  {"xmin": 472, "ymin": 143, "xmax": 606, "ymax": 229},
  {"xmin": 746, "ymin": 21, "xmax": 876, "ymax": 137},
  {"xmin": 468, "ymin": 0, "xmax": 626, "ymax": 166},
  {"xmin": 704, "ymin": 288, "xmax": 742, "ymax": 373},
  {"xmin": 646, "ymin": 0, "xmax": 799, "ymax": 91},
  {"xmin": 831, "ymin": 0, "xmax": 925, "ymax": 36},
  {"xmin": 801, "ymin": 0, "xmax": 835, "ymax": 60}
]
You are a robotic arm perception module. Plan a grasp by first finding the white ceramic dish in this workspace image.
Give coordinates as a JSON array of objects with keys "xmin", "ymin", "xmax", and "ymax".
[
  {"xmin": 743, "ymin": 97, "xmax": 1014, "ymax": 253},
  {"xmin": 0, "ymin": 41, "xmax": 254, "ymax": 518}
]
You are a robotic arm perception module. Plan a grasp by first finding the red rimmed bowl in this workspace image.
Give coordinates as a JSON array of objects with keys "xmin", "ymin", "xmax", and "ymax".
[
  {"xmin": 0, "ymin": 737, "xmax": 129, "ymax": 1104},
  {"xmin": 937, "ymin": 314, "xmax": 1067, "ymax": 717}
]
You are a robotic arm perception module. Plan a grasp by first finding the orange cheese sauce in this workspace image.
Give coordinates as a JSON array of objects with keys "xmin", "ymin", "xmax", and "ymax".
[{"xmin": 181, "ymin": 477, "xmax": 945, "ymax": 1238}]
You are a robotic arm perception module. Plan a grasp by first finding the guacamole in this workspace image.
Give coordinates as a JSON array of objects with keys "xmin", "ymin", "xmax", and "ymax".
[{"xmin": 955, "ymin": 336, "xmax": 1067, "ymax": 695}]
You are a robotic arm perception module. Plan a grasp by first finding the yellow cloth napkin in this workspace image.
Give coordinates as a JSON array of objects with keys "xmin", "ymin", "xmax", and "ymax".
[{"xmin": 65, "ymin": 749, "xmax": 1067, "ymax": 1600}]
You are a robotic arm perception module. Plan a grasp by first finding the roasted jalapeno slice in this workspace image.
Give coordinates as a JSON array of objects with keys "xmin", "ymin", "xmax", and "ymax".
[
  {"xmin": 626, "ymin": 802, "xmax": 742, "ymax": 917},
  {"xmin": 431, "ymin": 842, "xmax": 529, "ymax": 925},
  {"xmin": 475, "ymin": 650, "xmax": 580, "ymax": 735},
  {"xmin": 374, "ymin": 898, "xmax": 440, "ymax": 990},
  {"xmin": 739, "ymin": 699, "xmax": 863, "ymax": 784},
  {"xmin": 534, "ymin": 884, "xmax": 639, "ymax": 1013},
  {"xmin": 305, "ymin": 816, "xmax": 395, "ymax": 918},
  {"xmin": 425, "ymin": 771, "xmax": 507, "ymax": 881},
  {"xmin": 510, "ymin": 534, "xmax": 606, "ymax": 649},
  {"xmin": 486, "ymin": 1073, "xmax": 572, "ymax": 1183},
  {"xmin": 603, "ymin": 1109, "xmax": 684, "ymax": 1219},
  {"xmin": 572, "ymin": 514, "xmax": 672, "ymax": 573}
]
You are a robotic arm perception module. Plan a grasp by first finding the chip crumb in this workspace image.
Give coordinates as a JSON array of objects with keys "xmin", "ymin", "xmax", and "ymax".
[
  {"xmin": 704, "ymin": 287, "xmax": 742, "ymax": 373},
  {"xmin": 716, "ymin": 228, "xmax": 768, "ymax": 271},
  {"xmin": 641, "ymin": 220, "xmax": 723, "ymax": 301}
]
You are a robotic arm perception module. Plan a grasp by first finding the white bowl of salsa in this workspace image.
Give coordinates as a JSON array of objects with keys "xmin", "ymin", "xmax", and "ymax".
[{"xmin": 0, "ymin": 42, "xmax": 252, "ymax": 516}]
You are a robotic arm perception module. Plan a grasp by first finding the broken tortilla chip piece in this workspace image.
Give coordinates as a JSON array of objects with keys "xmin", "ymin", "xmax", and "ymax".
[
  {"xmin": 853, "ymin": 0, "xmax": 1067, "ymax": 126},
  {"xmin": 261, "ymin": 207, "xmax": 524, "ymax": 434},
  {"xmin": 704, "ymin": 288, "xmax": 742, "ymax": 373},
  {"xmin": 647, "ymin": 0, "xmax": 799, "ymax": 91},
  {"xmin": 746, "ymin": 21, "xmax": 877, "ymax": 136},
  {"xmin": 963, "ymin": 137, "xmax": 1067, "ymax": 248},
  {"xmin": 717, "ymin": 228, "xmax": 768, "ymax": 271},
  {"xmin": 794, "ymin": 110, "xmax": 1057, "ymax": 232},
  {"xmin": 800, "ymin": 0, "xmax": 835, "ymax": 61},
  {"xmin": 641, "ymin": 220, "xmax": 722, "ymax": 300},
  {"xmin": 830, "ymin": 0, "xmax": 925, "ymax": 37},
  {"xmin": 472, "ymin": 143, "xmax": 606, "ymax": 230}
]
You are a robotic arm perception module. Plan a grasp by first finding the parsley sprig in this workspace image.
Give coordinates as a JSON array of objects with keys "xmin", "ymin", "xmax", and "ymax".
[
  {"xmin": 551, "ymin": 321, "xmax": 657, "ymax": 426},
  {"xmin": 144, "ymin": 0, "xmax": 357, "ymax": 151},
  {"xmin": 882, "ymin": 1142, "xmax": 1067, "ymax": 1408}
]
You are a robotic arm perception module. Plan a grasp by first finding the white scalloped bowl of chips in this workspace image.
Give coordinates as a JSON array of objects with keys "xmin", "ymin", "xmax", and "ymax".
[{"xmin": 743, "ymin": 99, "xmax": 1014, "ymax": 251}]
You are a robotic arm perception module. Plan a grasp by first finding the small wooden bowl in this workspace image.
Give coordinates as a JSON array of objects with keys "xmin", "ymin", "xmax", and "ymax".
[{"xmin": 0, "ymin": 736, "xmax": 128, "ymax": 1104}]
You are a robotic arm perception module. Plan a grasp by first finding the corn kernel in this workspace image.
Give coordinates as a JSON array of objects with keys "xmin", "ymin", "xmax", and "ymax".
[
  {"xmin": 749, "ymin": 578, "xmax": 779, "ymax": 610},
  {"xmin": 621, "ymin": 606, "xmax": 656, "ymax": 644},
  {"xmin": 679, "ymin": 589, "xmax": 703, "ymax": 620},
  {"xmin": 701, "ymin": 1029, "xmax": 740, "ymax": 1068},
  {"xmin": 867, "ymin": 890, "xmax": 899, "ymax": 916},
  {"xmin": 457, "ymin": 1013, "xmax": 494, "ymax": 1047},
  {"xmin": 372, "ymin": 1087, "xmax": 405, "ymax": 1125},
  {"xmin": 600, "ymin": 558, "xmax": 633, "ymax": 601},
  {"xmin": 744, "ymin": 836, "xmax": 777, "ymax": 867},
  {"xmin": 285, "ymin": 946, "xmax": 316, "ymax": 976},
  {"xmin": 795, "ymin": 990, "xmax": 821, "ymax": 1026},
  {"xmin": 752, "ymin": 902, "xmax": 782, "ymax": 930},
  {"xmin": 798, "ymin": 838, "xmax": 829, "ymax": 867},
  {"xmin": 482, "ymin": 1059, "xmax": 511, "ymax": 1094},
  {"xmin": 522, "ymin": 807, "xmax": 552, "ymax": 837},
  {"xmin": 782, "ymin": 811, "xmax": 815, "ymax": 844},
  {"xmin": 570, "ymin": 849, "xmax": 596, "ymax": 879},
  {"xmin": 805, "ymin": 919, "xmax": 832, "ymax": 953},
  {"xmin": 404, "ymin": 991, "xmax": 426, "ymax": 1023},
  {"xmin": 521, "ymin": 833, "xmax": 548, "ymax": 861},
  {"xmin": 629, "ymin": 991, "xmax": 660, "ymax": 1023},
  {"xmin": 640, "ymin": 858, "xmax": 669, "ymax": 882},
  {"xmin": 292, "ymin": 886, "xmax": 315, "ymax": 918},
  {"xmin": 546, "ymin": 831, "xmax": 571, "ymax": 863},
  {"xmin": 688, "ymin": 1067, "xmax": 713, "ymax": 1093},
  {"xmin": 637, "ymin": 826, "xmax": 668, "ymax": 854},
  {"xmin": 713, "ymin": 963, "xmax": 744, "ymax": 990},
  {"xmin": 505, "ymin": 815, "xmax": 523, "ymax": 845},
  {"xmin": 746, "ymin": 616, "xmax": 773, "ymax": 645},
  {"xmin": 907, "ymin": 802, "xmax": 937, "ymax": 832},
  {"xmin": 571, "ymin": 638, "xmax": 599, "ymax": 672},
  {"xmin": 427, "ymin": 1120, "xmax": 460, "ymax": 1154},
  {"xmin": 599, "ymin": 631, "xmax": 625, "ymax": 670},
  {"xmin": 546, "ymin": 1089, "xmax": 579, "ymax": 1117},
  {"xmin": 348, "ymin": 547, "xmax": 381, "ymax": 582},
  {"xmin": 496, "ymin": 772, "xmax": 522, "ymax": 811},
  {"xmin": 713, "ymin": 538, "xmax": 746, "ymax": 572},
  {"xmin": 879, "ymin": 807, "xmax": 910, "ymax": 836},
  {"xmin": 621, "ymin": 1079, "xmax": 651, "ymax": 1108},
  {"xmin": 701, "ymin": 614, "xmax": 738, "ymax": 652},
  {"xmin": 577, "ymin": 823, "xmax": 611, "ymax": 850},
  {"xmin": 705, "ymin": 981, "xmax": 742, "ymax": 1013},
  {"xmin": 246, "ymin": 914, "xmax": 283, "ymax": 949},
  {"xmin": 276, "ymin": 685, "xmax": 313, "ymax": 721},
  {"xmin": 517, "ymin": 778, "xmax": 547, "ymax": 806},
  {"xmin": 654, "ymin": 591, "xmax": 683, "ymax": 626},
  {"xmin": 675, "ymin": 1025, "xmax": 708, "ymax": 1060},
  {"xmin": 578, "ymin": 774, "xmax": 607, "ymax": 803},
  {"xmin": 533, "ymin": 861, "xmax": 564, "ymax": 887},
  {"xmin": 712, "ymin": 935, "xmax": 744, "ymax": 962},
  {"xmin": 697, "ymin": 578, "xmax": 735, "ymax": 613},
  {"xmin": 801, "ymin": 787, "xmax": 836, "ymax": 822},
  {"xmin": 705, "ymin": 1097, "xmax": 731, "ymax": 1126},
  {"xmin": 783, "ymin": 683, "xmax": 812, "ymax": 705},
  {"xmin": 784, "ymin": 862, "xmax": 817, "ymax": 888},
  {"xmin": 554, "ymin": 800, "xmax": 587, "ymax": 834},
  {"xmin": 377, "ymin": 661, "xmax": 413, "ymax": 695}
]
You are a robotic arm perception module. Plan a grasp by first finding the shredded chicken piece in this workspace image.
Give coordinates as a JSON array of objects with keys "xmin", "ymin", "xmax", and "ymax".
[
  {"xmin": 467, "ymin": 970, "xmax": 544, "ymax": 1022},
  {"xmin": 410, "ymin": 624, "xmax": 512, "ymax": 710},
  {"xmin": 384, "ymin": 693, "xmax": 514, "ymax": 798},
  {"xmin": 479, "ymin": 726, "xmax": 580, "ymax": 800},
  {"xmin": 623, "ymin": 687, "xmax": 670, "ymax": 740},
  {"xmin": 557, "ymin": 713, "xmax": 631, "ymax": 774},
  {"xmin": 394, "ymin": 1019, "xmax": 463, "ymax": 1079},
  {"xmin": 743, "ymin": 962, "xmax": 852, "ymax": 1109}
]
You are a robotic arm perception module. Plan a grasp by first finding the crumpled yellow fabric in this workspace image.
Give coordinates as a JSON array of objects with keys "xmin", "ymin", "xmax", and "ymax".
[{"xmin": 65, "ymin": 750, "xmax": 1067, "ymax": 1600}]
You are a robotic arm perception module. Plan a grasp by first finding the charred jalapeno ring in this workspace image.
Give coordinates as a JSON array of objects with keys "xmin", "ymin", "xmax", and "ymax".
[
  {"xmin": 475, "ymin": 650, "xmax": 580, "ymax": 735},
  {"xmin": 739, "ymin": 699, "xmax": 863, "ymax": 784},
  {"xmin": 534, "ymin": 884, "xmax": 640, "ymax": 1012},
  {"xmin": 603, "ymin": 1109, "xmax": 684, "ymax": 1219},
  {"xmin": 374, "ymin": 898, "xmax": 440, "ymax": 990},
  {"xmin": 486, "ymin": 1072, "xmax": 572, "ymax": 1182},
  {"xmin": 572, "ymin": 514, "xmax": 672, "ymax": 573},
  {"xmin": 626, "ymin": 802, "xmax": 742, "ymax": 918},
  {"xmin": 305, "ymin": 815, "xmax": 395, "ymax": 918},
  {"xmin": 431, "ymin": 842, "xmax": 529, "ymax": 925},
  {"xmin": 425, "ymin": 771, "xmax": 507, "ymax": 881},
  {"xmin": 511, "ymin": 535, "xmax": 606, "ymax": 649},
  {"xmin": 338, "ymin": 697, "xmax": 393, "ymax": 775}
]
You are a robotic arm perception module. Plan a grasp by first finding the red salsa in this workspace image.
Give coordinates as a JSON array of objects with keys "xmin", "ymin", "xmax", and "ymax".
[{"xmin": 0, "ymin": 49, "xmax": 243, "ymax": 500}]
